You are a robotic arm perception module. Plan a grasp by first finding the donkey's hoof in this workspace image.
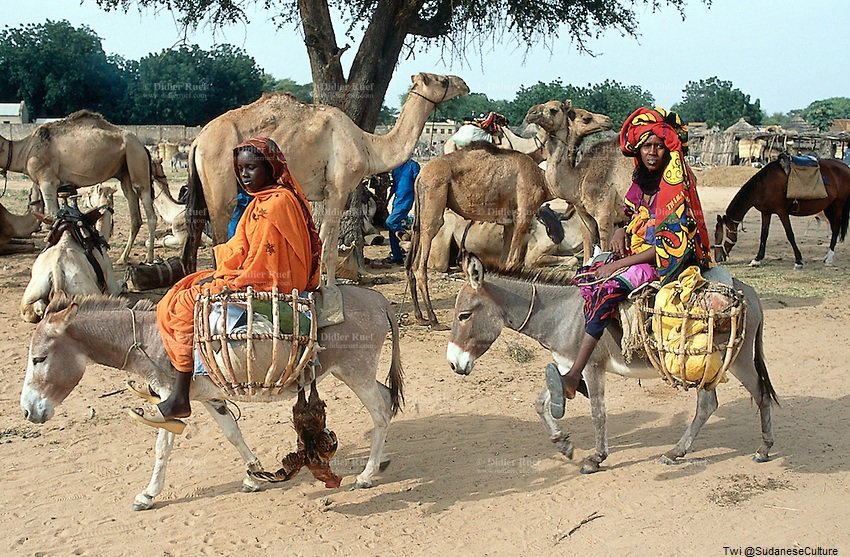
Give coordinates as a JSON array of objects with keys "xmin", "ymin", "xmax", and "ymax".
[
  {"xmin": 132, "ymin": 494, "xmax": 154, "ymax": 511},
  {"xmin": 749, "ymin": 259, "xmax": 762, "ymax": 267},
  {"xmin": 241, "ymin": 480, "xmax": 262, "ymax": 493},
  {"xmin": 580, "ymin": 461, "xmax": 601, "ymax": 474},
  {"xmin": 659, "ymin": 454, "xmax": 683, "ymax": 465},
  {"xmin": 793, "ymin": 262, "xmax": 804, "ymax": 270},
  {"xmin": 752, "ymin": 452, "xmax": 771, "ymax": 463},
  {"xmin": 554, "ymin": 437, "xmax": 574, "ymax": 460}
]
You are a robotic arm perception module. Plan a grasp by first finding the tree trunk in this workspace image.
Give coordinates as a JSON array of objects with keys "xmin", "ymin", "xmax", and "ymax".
[{"xmin": 299, "ymin": 0, "xmax": 419, "ymax": 132}]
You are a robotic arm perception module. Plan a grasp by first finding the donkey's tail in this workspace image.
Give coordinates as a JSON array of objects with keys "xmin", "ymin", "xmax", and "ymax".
[
  {"xmin": 180, "ymin": 143, "xmax": 208, "ymax": 274},
  {"xmin": 385, "ymin": 305, "xmax": 405, "ymax": 416},
  {"xmin": 754, "ymin": 317, "xmax": 779, "ymax": 406}
]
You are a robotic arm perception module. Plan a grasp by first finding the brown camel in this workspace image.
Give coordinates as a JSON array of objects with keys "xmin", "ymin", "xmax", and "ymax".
[
  {"xmin": 407, "ymin": 141, "xmax": 557, "ymax": 326},
  {"xmin": 0, "ymin": 110, "xmax": 157, "ymax": 263},
  {"xmin": 443, "ymin": 123, "xmax": 549, "ymax": 163},
  {"xmin": 0, "ymin": 202, "xmax": 42, "ymax": 255},
  {"xmin": 181, "ymin": 72, "xmax": 469, "ymax": 284},
  {"xmin": 526, "ymin": 100, "xmax": 630, "ymax": 262}
]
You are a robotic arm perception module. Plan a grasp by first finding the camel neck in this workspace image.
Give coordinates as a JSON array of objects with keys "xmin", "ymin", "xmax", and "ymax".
[
  {"xmin": 365, "ymin": 92, "xmax": 435, "ymax": 173},
  {"xmin": 0, "ymin": 135, "xmax": 32, "ymax": 174}
]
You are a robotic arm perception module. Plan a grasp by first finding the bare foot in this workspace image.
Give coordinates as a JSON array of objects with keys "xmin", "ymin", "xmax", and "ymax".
[
  {"xmin": 563, "ymin": 374, "xmax": 583, "ymax": 400},
  {"xmin": 156, "ymin": 399, "xmax": 191, "ymax": 419}
]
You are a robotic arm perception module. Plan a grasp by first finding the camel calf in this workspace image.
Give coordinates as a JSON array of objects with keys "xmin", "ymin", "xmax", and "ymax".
[{"xmin": 407, "ymin": 142, "xmax": 556, "ymax": 325}]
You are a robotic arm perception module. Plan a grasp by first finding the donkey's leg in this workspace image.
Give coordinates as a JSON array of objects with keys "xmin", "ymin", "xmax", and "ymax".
[
  {"xmin": 661, "ymin": 388, "xmax": 718, "ymax": 464},
  {"xmin": 133, "ymin": 429, "xmax": 175, "ymax": 511},
  {"xmin": 751, "ymin": 212, "xmax": 772, "ymax": 266},
  {"xmin": 331, "ymin": 366, "xmax": 393, "ymax": 488},
  {"xmin": 533, "ymin": 388, "xmax": 574, "ymax": 459},
  {"xmin": 776, "ymin": 212, "xmax": 804, "ymax": 269},
  {"xmin": 201, "ymin": 400, "xmax": 264, "ymax": 493},
  {"xmin": 581, "ymin": 365, "xmax": 608, "ymax": 474}
]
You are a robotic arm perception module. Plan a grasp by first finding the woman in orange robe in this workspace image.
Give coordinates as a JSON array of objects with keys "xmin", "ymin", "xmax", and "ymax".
[{"xmin": 131, "ymin": 137, "xmax": 321, "ymax": 433}]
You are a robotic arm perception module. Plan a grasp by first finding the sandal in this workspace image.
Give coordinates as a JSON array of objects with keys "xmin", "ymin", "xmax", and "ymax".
[
  {"xmin": 126, "ymin": 380, "xmax": 161, "ymax": 404},
  {"xmin": 545, "ymin": 363, "xmax": 566, "ymax": 419},
  {"xmin": 127, "ymin": 407, "xmax": 187, "ymax": 435}
]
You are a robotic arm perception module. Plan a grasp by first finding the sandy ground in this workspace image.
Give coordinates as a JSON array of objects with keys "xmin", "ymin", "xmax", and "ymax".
[{"xmin": 1, "ymin": 167, "xmax": 849, "ymax": 556}]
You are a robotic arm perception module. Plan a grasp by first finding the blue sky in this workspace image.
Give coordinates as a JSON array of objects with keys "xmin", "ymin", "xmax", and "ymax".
[{"xmin": 5, "ymin": 0, "xmax": 850, "ymax": 114}]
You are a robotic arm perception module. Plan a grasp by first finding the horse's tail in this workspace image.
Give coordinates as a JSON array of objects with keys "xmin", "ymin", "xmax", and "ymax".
[
  {"xmin": 180, "ymin": 143, "xmax": 208, "ymax": 273},
  {"xmin": 838, "ymin": 196, "xmax": 850, "ymax": 242},
  {"xmin": 754, "ymin": 317, "xmax": 780, "ymax": 406},
  {"xmin": 385, "ymin": 305, "xmax": 405, "ymax": 417}
]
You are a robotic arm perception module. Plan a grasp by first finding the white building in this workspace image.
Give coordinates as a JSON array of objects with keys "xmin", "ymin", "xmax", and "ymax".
[{"xmin": 0, "ymin": 101, "xmax": 29, "ymax": 124}]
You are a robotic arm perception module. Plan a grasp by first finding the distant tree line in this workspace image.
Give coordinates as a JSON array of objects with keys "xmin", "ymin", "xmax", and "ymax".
[{"xmin": 1, "ymin": 20, "xmax": 847, "ymax": 132}]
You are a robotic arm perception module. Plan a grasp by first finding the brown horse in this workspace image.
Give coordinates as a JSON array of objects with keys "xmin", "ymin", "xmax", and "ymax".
[{"xmin": 713, "ymin": 158, "xmax": 850, "ymax": 268}]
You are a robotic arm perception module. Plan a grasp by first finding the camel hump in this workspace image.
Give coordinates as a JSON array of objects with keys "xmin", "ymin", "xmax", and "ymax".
[{"xmin": 35, "ymin": 109, "xmax": 114, "ymax": 142}]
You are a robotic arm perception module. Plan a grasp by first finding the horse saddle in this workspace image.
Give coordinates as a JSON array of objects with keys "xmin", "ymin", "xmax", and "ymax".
[{"xmin": 778, "ymin": 153, "xmax": 828, "ymax": 201}]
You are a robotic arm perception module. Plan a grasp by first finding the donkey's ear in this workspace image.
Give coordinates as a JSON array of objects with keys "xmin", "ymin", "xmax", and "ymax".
[
  {"xmin": 717, "ymin": 214, "xmax": 722, "ymax": 223},
  {"xmin": 42, "ymin": 303, "xmax": 79, "ymax": 337},
  {"xmin": 465, "ymin": 253, "xmax": 485, "ymax": 289}
]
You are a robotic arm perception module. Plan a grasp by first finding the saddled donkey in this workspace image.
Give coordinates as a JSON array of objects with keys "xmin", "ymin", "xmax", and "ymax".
[
  {"xmin": 21, "ymin": 287, "xmax": 404, "ymax": 510},
  {"xmin": 446, "ymin": 255, "xmax": 777, "ymax": 473}
]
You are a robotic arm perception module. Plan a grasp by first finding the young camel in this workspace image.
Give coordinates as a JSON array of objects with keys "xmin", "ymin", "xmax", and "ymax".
[
  {"xmin": 180, "ymin": 72, "xmax": 469, "ymax": 285},
  {"xmin": 526, "ymin": 100, "xmax": 636, "ymax": 262},
  {"xmin": 407, "ymin": 141, "xmax": 556, "ymax": 326},
  {"xmin": 408, "ymin": 104, "xmax": 612, "ymax": 326}
]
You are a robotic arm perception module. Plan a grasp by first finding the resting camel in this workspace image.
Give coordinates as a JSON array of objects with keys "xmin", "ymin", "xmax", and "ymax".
[
  {"xmin": 427, "ymin": 205, "xmax": 583, "ymax": 271},
  {"xmin": 526, "ymin": 100, "xmax": 632, "ymax": 262},
  {"xmin": 181, "ymin": 72, "xmax": 469, "ymax": 285},
  {"xmin": 0, "ymin": 110, "xmax": 157, "ymax": 263},
  {"xmin": 21, "ymin": 189, "xmax": 123, "ymax": 323},
  {"xmin": 0, "ymin": 202, "xmax": 43, "ymax": 255},
  {"xmin": 443, "ymin": 123, "xmax": 549, "ymax": 163}
]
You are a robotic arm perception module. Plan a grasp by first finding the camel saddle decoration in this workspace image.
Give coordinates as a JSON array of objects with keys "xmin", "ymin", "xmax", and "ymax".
[
  {"xmin": 45, "ymin": 191, "xmax": 111, "ymax": 293},
  {"xmin": 779, "ymin": 152, "xmax": 828, "ymax": 201},
  {"xmin": 247, "ymin": 379, "xmax": 342, "ymax": 488},
  {"xmin": 623, "ymin": 266, "xmax": 747, "ymax": 390}
]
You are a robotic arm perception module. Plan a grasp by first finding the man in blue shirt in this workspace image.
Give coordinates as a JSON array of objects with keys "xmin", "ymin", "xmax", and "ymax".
[{"xmin": 384, "ymin": 158, "xmax": 420, "ymax": 264}]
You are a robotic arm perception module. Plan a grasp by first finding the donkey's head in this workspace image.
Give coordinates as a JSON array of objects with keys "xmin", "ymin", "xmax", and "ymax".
[
  {"xmin": 446, "ymin": 254, "xmax": 507, "ymax": 375},
  {"xmin": 21, "ymin": 296, "xmax": 86, "ymax": 423}
]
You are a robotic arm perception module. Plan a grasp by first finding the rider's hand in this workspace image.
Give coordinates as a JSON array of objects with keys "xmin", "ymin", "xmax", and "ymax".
[
  {"xmin": 610, "ymin": 227, "xmax": 627, "ymax": 259},
  {"xmin": 594, "ymin": 261, "xmax": 622, "ymax": 280}
]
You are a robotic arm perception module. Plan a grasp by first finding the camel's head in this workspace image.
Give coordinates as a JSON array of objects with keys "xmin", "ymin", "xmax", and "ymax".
[
  {"xmin": 525, "ymin": 100, "xmax": 613, "ymax": 141},
  {"xmin": 410, "ymin": 73, "xmax": 469, "ymax": 104}
]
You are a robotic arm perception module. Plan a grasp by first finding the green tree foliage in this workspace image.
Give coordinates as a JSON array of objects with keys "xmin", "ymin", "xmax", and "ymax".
[
  {"xmin": 672, "ymin": 77, "xmax": 763, "ymax": 129},
  {"xmin": 261, "ymin": 75, "xmax": 313, "ymax": 102},
  {"xmin": 96, "ymin": 0, "xmax": 701, "ymax": 131},
  {"xmin": 580, "ymin": 80, "xmax": 655, "ymax": 128},
  {"xmin": 801, "ymin": 97, "xmax": 850, "ymax": 132},
  {"xmin": 0, "ymin": 20, "xmax": 129, "ymax": 120},
  {"xmin": 762, "ymin": 112, "xmax": 792, "ymax": 126},
  {"xmin": 132, "ymin": 44, "xmax": 263, "ymax": 125}
]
